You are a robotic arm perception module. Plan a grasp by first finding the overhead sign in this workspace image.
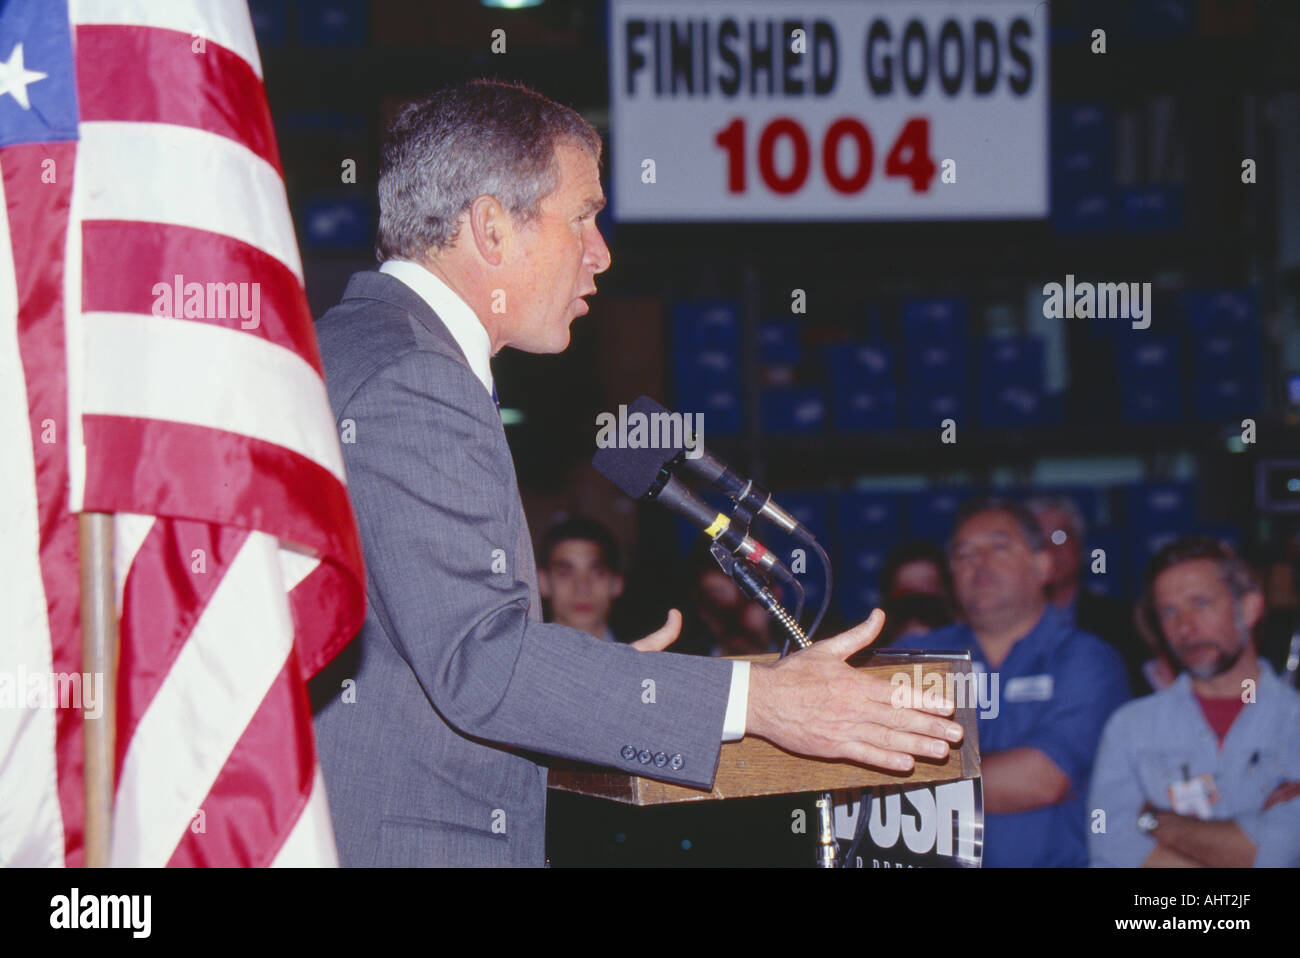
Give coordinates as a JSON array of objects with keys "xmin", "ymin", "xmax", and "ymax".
[{"xmin": 608, "ymin": 0, "xmax": 1049, "ymax": 221}]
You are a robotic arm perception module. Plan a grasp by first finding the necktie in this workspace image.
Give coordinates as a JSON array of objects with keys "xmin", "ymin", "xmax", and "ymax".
[{"xmin": 491, "ymin": 382, "xmax": 500, "ymax": 409}]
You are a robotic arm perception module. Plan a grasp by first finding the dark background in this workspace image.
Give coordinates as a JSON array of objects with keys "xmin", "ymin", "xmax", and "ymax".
[{"xmin": 253, "ymin": 0, "xmax": 1300, "ymax": 637}]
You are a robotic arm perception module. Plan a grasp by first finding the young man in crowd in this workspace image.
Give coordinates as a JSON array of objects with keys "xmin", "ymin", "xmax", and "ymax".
[{"xmin": 538, "ymin": 516, "xmax": 625, "ymax": 642}]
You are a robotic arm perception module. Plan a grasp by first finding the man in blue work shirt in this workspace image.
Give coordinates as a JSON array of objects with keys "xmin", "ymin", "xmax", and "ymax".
[
  {"xmin": 892, "ymin": 497, "xmax": 1130, "ymax": 866},
  {"xmin": 1088, "ymin": 537, "xmax": 1300, "ymax": 867}
]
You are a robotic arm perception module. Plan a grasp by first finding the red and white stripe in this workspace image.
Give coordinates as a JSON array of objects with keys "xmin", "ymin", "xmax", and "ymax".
[
  {"xmin": 1, "ymin": 0, "xmax": 364, "ymax": 867},
  {"xmin": 0, "ymin": 157, "xmax": 73, "ymax": 869}
]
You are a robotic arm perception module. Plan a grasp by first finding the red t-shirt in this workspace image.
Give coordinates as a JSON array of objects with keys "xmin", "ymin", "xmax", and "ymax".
[{"xmin": 1194, "ymin": 692, "xmax": 1247, "ymax": 748}]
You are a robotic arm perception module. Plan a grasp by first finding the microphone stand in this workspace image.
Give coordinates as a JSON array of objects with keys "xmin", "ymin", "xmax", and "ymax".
[{"xmin": 708, "ymin": 542, "xmax": 840, "ymax": 868}]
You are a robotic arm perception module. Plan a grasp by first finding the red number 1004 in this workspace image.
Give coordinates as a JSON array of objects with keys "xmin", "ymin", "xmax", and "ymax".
[{"xmin": 714, "ymin": 116, "xmax": 936, "ymax": 196}]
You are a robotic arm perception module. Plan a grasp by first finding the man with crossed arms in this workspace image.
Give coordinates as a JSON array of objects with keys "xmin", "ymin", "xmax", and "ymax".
[{"xmin": 1089, "ymin": 538, "xmax": 1300, "ymax": 867}]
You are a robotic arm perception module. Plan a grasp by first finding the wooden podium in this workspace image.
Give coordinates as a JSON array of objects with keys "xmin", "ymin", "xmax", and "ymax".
[{"xmin": 548, "ymin": 651, "xmax": 981, "ymax": 805}]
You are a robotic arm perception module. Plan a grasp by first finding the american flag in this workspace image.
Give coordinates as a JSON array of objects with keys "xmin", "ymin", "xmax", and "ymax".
[{"xmin": 0, "ymin": 0, "xmax": 365, "ymax": 866}]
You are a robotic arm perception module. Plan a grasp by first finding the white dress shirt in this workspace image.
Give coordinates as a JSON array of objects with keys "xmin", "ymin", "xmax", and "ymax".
[
  {"xmin": 380, "ymin": 259, "xmax": 495, "ymax": 395},
  {"xmin": 376, "ymin": 260, "xmax": 750, "ymax": 741}
]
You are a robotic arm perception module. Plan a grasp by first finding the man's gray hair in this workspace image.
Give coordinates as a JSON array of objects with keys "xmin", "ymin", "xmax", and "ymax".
[
  {"xmin": 376, "ymin": 80, "xmax": 602, "ymax": 262},
  {"xmin": 1026, "ymin": 494, "xmax": 1088, "ymax": 544}
]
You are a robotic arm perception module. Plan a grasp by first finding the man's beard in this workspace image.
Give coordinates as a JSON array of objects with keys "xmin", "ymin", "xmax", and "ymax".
[{"xmin": 1177, "ymin": 633, "xmax": 1249, "ymax": 680}]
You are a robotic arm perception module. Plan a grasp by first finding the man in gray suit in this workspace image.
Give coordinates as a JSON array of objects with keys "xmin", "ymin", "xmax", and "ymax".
[{"xmin": 310, "ymin": 81, "xmax": 964, "ymax": 866}]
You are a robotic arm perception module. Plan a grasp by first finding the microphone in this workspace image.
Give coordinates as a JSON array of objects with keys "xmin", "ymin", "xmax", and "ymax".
[
  {"xmin": 605, "ymin": 396, "xmax": 833, "ymax": 642},
  {"xmin": 592, "ymin": 441, "xmax": 792, "ymax": 584},
  {"xmin": 624, "ymin": 395, "xmax": 807, "ymax": 538}
]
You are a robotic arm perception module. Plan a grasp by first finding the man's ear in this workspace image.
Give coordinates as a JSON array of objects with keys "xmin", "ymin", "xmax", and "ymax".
[
  {"xmin": 611, "ymin": 574, "xmax": 625, "ymax": 600},
  {"xmin": 537, "ymin": 569, "xmax": 551, "ymax": 599},
  {"xmin": 1032, "ymin": 549, "xmax": 1053, "ymax": 587},
  {"xmin": 1240, "ymin": 591, "xmax": 1265, "ymax": 631},
  {"xmin": 467, "ymin": 193, "xmax": 508, "ymax": 266}
]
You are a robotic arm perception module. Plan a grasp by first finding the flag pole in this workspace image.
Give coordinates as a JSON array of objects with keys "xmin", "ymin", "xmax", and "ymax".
[{"xmin": 79, "ymin": 512, "xmax": 117, "ymax": 867}]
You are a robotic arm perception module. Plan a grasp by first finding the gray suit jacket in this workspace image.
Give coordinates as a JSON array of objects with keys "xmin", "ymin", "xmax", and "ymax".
[{"xmin": 310, "ymin": 270, "xmax": 733, "ymax": 866}]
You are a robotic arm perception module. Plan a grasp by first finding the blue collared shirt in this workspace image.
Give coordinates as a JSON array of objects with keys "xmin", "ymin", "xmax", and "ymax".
[
  {"xmin": 893, "ymin": 605, "xmax": 1129, "ymax": 867},
  {"xmin": 1088, "ymin": 660, "xmax": 1300, "ymax": 868}
]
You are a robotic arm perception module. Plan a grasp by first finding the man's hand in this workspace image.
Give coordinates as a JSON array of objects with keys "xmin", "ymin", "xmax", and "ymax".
[
  {"xmin": 1142, "ymin": 805, "xmax": 1258, "ymax": 867},
  {"xmin": 630, "ymin": 609, "xmax": 682, "ymax": 652},
  {"xmin": 746, "ymin": 609, "xmax": 964, "ymax": 771},
  {"xmin": 1142, "ymin": 845, "xmax": 1203, "ymax": 867},
  {"xmin": 1262, "ymin": 780, "xmax": 1300, "ymax": 812}
]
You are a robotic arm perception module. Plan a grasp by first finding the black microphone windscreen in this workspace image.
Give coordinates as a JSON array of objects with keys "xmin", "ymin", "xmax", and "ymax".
[
  {"xmin": 592, "ymin": 443, "xmax": 667, "ymax": 499},
  {"xmin": 591, "ymin": 396, "xmax": 683, "ymax": 498},
  {"xmin": 628, "ymin": 394, "xmax": 670, "ymax": 417}
]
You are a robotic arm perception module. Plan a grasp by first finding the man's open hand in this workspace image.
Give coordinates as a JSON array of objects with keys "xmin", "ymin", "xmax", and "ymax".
[{"xmin": 746, "ymin": 609, "xmax": 964, "ymax": 771}]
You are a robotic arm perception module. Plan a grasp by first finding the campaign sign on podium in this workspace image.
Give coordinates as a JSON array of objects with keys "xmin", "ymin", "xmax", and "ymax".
[{"xmin": 834, "ymin": 778, "xmax": 985, "ymax": 868}]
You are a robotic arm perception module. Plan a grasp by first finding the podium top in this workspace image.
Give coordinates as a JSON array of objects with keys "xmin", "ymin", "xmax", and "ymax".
[{"xmin": 548, "ymin": 651, "xmax": 981, "ymax": 806}]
